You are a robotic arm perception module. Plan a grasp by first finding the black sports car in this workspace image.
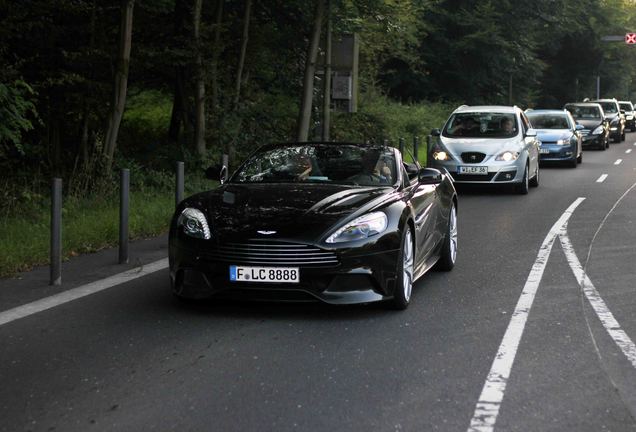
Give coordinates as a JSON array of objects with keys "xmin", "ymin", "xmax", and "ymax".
[{"xmin": 169, "ymin": 142, "xmax": 458, "ymax": 309}]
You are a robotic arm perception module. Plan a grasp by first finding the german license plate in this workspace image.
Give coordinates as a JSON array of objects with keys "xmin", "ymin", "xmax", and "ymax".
[
  {"xmin": 229, "ymin": 265, "xmax": 299, "ymax": 283},
  {"xmin": 458, "ymin": 166, "xmax": 488, "ymax": 175},
  {"xmin": 540, "ymin": 148, "xmax": 550, "ymax": 154}
]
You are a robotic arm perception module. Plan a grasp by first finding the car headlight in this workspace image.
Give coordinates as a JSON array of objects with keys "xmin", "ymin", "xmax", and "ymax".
[
  {"xmin": 177, "ymin": 208, "xmax": 211, "ymax": 239},
  {"xmin": 556, "ymin": 137, "xmax": 573, "ymax": 145},
  {"xmin": 495, "ymin": 151, "xmax": 520, "ymax": 162},
  {"xmin": 433, "ymin": 151, "xmax": 450, "ymax": 161},
  {"xmin": 592, "ymin": 126, "xmax": 604, "ymax": 135},
  {"xmin": 326, "ymin": 211, "xmax": 388, "ymax": 243}
]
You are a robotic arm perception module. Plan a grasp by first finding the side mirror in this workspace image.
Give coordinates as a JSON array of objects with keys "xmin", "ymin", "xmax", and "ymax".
[
  {"xmin": 418, "ymin": 167, "xmax": 443, "ymax": 185},
  {"xmin": 205, "ymin": 165, "xmax": 229, "ymax": 184},
  {"xmin": 620, "ymin": 110, "xmax": 626, "ymax": 115},
  {"xmin": 575, "ymin": 124, "xmax": 584, "ymax": 130},
  {"xmin": 525, "ymin": 128, "xmax": 537, "ymax": 137},
  {"xmin": 430, "ymin": 128, "xmax": 441, "ymax": 137}
]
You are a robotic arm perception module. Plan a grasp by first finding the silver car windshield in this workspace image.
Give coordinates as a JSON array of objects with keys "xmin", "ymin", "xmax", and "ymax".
[
  {"xmin": 232, "ymin": 144, "xmax": 397, "ymax": 186},
  {"xmin": 443, "ymin": 112, "xmax": 517, "ymax": 139},
  {"xmin": 597, "ymin": 102, "xmax": 618, "ymax": 114},
  {"xmin": 527, "ymin": 113, "xmax": 570, "ymax": 129}
]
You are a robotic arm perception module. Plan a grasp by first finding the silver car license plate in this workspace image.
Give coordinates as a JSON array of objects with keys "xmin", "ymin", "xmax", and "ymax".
[
  {"xmin": 229, "ymin": 265, "xmax": 299, "ymax": 283},
  {"xmin": 458, "ymin": 166, "xmax": 488, "ymax": 175}
]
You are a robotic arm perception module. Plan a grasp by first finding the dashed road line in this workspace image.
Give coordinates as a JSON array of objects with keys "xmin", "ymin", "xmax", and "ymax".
[
  {"xmin": 0, "ymin": 258, "xmax": 169, "ymax": 327},
  {"xmin": 596, "ymin": 174, "xmax": 608, "ymax": 183},
  {"xmin": 467, "ymin": 198, "xmax": 586, "ymax": 432},
  {"xmin": 615, "ymin": 159, "xmax": 623, "ymax": 165},
  {"xmin": 626, "ymin": 149, "xmax": 632, "ymax": 154}
]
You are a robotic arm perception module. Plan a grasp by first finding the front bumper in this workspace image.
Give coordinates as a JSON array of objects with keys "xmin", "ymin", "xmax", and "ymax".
[
  {"xmin": 429, "ymin": 159, "xmax": 524, "ymax": 184},
  {"xmin": 539, "ymin": 144, "xmax": 576, "ymax": 162},
  {"xmin": 169, "ymin": 240, "xmax": 400, "ymax": 305},
  {"xmin": 581, "ymin": 133, "xmax": 605, "ymax": 148}
]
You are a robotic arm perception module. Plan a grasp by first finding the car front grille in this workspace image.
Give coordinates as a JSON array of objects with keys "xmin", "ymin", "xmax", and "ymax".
[
  {"xmin": 461, "ymin": 152, "xmax": 486, "ymax": 163},
  {"xmin": 205, "ymin": 240, "xmax": 340, "ymax": 267},
  {"xmin": 579, "ymin": 129, "xmax": 590, "ymax": 136},
  {"xmin": 450, "ymin": 172, "xmax": 497, "ymax": 182}
]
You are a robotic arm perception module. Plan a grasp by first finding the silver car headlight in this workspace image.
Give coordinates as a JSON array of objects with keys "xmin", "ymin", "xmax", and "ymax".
[
  {"xmin": 556, "ymin": 137, "xmax": 573, "ymax": 145},
  {"xmin": 592, "ymin": 126, "xmax": 604, "ymax": 135},
  {"xmin": 326, "ymin": 211, "xmax": 388, "ymax": 243},
  {"xmin": 433, "ymin": 150, "xmax": 451, "ymax": 161},
  {"xmin": 177, "ymin": 208, "xmax": 211, "ymax": 239},
  {"xmin": 495, "ymin": 151, "xmax": 520, "ymax": 162}
]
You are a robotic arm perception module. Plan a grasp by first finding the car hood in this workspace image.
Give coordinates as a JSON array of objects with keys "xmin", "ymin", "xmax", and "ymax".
[
  {"xmin": 536, "ymin": 129, "xmax": 572, "ymax": 142},
  {"xmin": 576, "ymin": 119, "xmax": 603, "ymax": 129},
  {"xmin": 439, "ymin": 136, "xmax": 522, "ymax": 158},
  {"xmin": 184, "ymin": 183, "xmax": 397, "ymax": 241}
]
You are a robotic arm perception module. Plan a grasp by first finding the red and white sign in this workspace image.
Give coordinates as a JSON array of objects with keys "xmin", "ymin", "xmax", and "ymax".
[{"xmin": 626, "ymin": 33, "xmax": 636, "ymax": 44}]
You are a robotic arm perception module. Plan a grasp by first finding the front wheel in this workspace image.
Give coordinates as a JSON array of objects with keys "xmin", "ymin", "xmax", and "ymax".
[
  {"xmin": 577, "ymin": 151, "xmax": 582, "ymax": 164},
  {"xmin": 435, "ymin": 203, "xmax": 457, "ymax": 271},
  {"xmin": 529, "ymin": 163, "xmax": 540, "ymax": 187},
  {"xmin": 516, "ymin": 164, "xmax": 529, "ymax": 194},
  {"xmin": 389, "ymin": 226, "xmax": 414, "ymax": 310}
]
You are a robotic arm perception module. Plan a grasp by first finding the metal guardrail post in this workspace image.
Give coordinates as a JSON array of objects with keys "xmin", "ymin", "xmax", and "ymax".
[
  {"xmin": 175, "ymin": 161, "xmax": 184, "ymax": 208},
  {"xmin": 399, "ymin": 137, "xmax": 405, "ymax": 155},
  {"xmin": 119, "ymin": 168, "xmax": 129, "ymax": 264},
  {"xmin": 50, "ymin": 178, "xmax": 62, "ymax": 286},
  {"xmin": 413, "ymin": 136, "xmax": 419, "ymax": 163}
]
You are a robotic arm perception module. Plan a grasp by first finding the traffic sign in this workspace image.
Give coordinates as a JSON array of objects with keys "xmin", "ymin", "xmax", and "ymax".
[{"xmin": 626, "ymin": 33, "xmax": 636, "ymax": 44}]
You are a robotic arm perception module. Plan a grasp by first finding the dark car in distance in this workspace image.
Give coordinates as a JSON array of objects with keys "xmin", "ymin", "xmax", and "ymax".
[
  {"xmin": 169, "ymin": 142, "xmax": 458, "ymax": 310},
  {"xmin": 526, "ymin": 109, "xmax": 583, "ymax": 167},
  {"xmin": 619, "ymin": 101, "xmax": 636, "ymax": 132},
  {"xmin": 591, "ymin": 98, "xmax": 625, "ymax": 142},
  {"xmin": 564, "ymin": 102, "xmax": 609, "ymax": 150}
]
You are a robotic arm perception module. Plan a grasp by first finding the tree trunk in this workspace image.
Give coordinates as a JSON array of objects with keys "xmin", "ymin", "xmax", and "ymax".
[
  {"xmin": 322, "ymin": 0, "xmax": 331, "ymax": 141},
  {"xmin": 103, "ymin": 0, "xmax": 134, "ymax": 172},
  {"xmin": 168, "ymin": 0, "xmax": 189, "ymax": 144},
  {"xmin": 297, "ymin": 0, "xmax": 325, "ymax": 142},
  {"xmin": 210, "ymin": 0, "xmax": 224, "ymax": 111},
  {"xmin": 193, "ymin": 0, "xmax": 206, "ymax": 156},
  {"xmin": 233, "ymin": 0, "xmax": 252, "ymax": 109}
]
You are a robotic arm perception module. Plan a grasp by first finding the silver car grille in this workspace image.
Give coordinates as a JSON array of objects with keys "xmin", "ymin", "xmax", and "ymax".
[
  {"xmin": 461, "ymin": 152, "xmax": 486, "ymax": 163},
  {"xmin": 207, "ymin": 241, "xmax": 340, "ymax": 267}
]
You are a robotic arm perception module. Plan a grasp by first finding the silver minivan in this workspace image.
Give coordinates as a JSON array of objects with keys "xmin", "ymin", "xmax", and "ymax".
[{"xmin": 429, "ymin": 105, "xmax": 540, "ymax": 194}]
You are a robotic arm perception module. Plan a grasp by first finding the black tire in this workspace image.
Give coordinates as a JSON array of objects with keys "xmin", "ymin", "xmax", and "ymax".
[
  {"xmin": 529, "ymin": 163, "xmax": 540, "ymax": 187},
  {"xmin": 577, "ymin": 151, "xmax": 582, "ymax": 164},
  {"xmin": 613, "ymin": 134, "xmax": 621, "ymax": 143},
  {"xmin": 631, "ymin": 126, "xmax": 636, "ymax": 132},
  {"xmin": 621, "ymin": 130, "xmax": 626, "ymax": 142},
  {"xmin": 389, "ymin": 226, "xmax": 414, "ymax": 310},
  {"xmin": 568, "ymin": 155, "xmax": 577, "ymax": 168},
  {"xmin": 435, "ymin": 203, "xmax": 457, "ymax": 272},
  {"xmin": 516, "ymin": 164, "xmax": 529, "ymax": 194}
]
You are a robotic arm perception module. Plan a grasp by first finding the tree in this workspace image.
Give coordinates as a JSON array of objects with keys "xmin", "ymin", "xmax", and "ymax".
[
  {"xmin": 103, "ymin": 0, "xmax": 135, "ymax": 172},
  {"xmin": 193, "ymin": 0, "xmax": 206, "ymax": 156},
  {"xmin": 297, "ymin": 0, "xmax": 326, "ymax": 142}
]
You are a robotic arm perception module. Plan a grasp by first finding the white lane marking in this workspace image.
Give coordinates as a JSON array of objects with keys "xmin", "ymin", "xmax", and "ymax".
[
  {"xmin": 559, "ymin": 233, "xmax": 636, "ymax": 368},
  {"xmin": 467, "ymin": 198, "xmax": 586, "ymax": 432},
  {"xmin": 626, "ymin": 149, "xmax": 632, "ymax": 154},
  {"xmin": 596, "ymin": 174, "xmax": 608, "ymax": 183},
  {"xmin": 0, "ymin": 258, "xmax": 169, "ymax": 327},
  {"xmin": 615, "ymin": 159, "xmax": 623, "ymax": 165}
]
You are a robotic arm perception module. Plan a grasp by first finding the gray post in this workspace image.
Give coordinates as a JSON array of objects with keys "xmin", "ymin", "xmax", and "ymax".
[
  {"xmin": 426, "ymin": 135, "xmax": 432, "ymax": 167},
  {"xmin": 596, "ymin": 75, "xmax": 601, "ymax": 99},
  {"xmin": 119, "ymin": 169, "xmax": 129, "ymax": 264},
  {"xmin": 322, "ymin": 0, "xmax": 332, "ymax": 141},
  {"xmin": 399, "ymin": 137, "xmax": 405, "ymax": 155},
  {"xmin": 175, "ymin": 161, "xmax": 184, "ymax": 208},
  {"xmin": 413, "ymin": 136, "xmax": 419, "ymax": 163},
  {"xmin": 50, "ymin": 178, "xmax": 62, "ymax": 286}
]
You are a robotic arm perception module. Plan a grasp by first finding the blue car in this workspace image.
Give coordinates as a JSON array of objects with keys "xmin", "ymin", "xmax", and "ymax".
[{"xmin": 525, "ymin": 109, "xmax": 583, "ymax": 168}]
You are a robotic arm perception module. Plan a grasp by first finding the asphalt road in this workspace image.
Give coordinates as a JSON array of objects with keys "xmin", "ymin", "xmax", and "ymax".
[{"xmin": 2, "ymin": 132, "xmax": 636, "ymax": 432}]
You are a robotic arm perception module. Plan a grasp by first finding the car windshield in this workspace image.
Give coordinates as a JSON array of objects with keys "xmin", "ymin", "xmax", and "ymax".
[
  {"xmin": 619, "ymin": 102, "xmax": 633, "ymax": 111},
  {"xmin": 565, "ymin": 105, "xmax": 601, "ymax": 120},
  {"xmin": 232, "ymin": 144, "xmax": 397, "ymax": 186},
  {"xmin": 527, "ymin": 113, "xmax": 570, "ymax": 129},
  {"xmin": 443, "ymin": 112, "xmax": 517, "ymax": 138},
  {"xmin": 597, "ymin": 102, "xmax": 618, "ymax": 113}
]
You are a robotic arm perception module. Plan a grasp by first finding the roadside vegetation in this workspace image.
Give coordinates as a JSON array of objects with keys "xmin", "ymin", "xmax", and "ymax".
[{"xmin": 1, "ymin": 0, "xmax": 636, "ymax": 276}]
